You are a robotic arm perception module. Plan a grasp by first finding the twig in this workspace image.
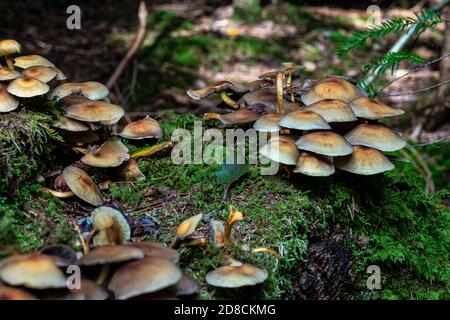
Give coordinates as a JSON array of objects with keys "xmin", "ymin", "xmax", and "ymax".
[
  {"xmin": 106, "ymin": 1, "xmax": 148, "ymax": 89},
  {"xmin": 379, "ymin": 79, "xmax": 450, "ymax": 96},
  {"xmin": 412, "ymin": 136, "xmax": 450, "ymax": 147}
]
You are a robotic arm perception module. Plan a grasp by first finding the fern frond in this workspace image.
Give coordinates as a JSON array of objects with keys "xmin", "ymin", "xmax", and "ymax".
[{"xmin": 362, "ymin": 52, "xmax": 426, "ymax": 76}]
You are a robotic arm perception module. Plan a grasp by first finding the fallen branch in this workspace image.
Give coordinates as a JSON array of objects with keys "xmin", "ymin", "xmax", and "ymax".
[{"xmin": 379, "ymin": 79, "xmax": 450, "ymax": 96}]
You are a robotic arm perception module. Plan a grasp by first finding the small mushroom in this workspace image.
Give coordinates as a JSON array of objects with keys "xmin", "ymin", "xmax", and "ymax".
[
  {"xmin": 304, "ymin": 99, "xmax": 357, "ymax": 123},
  {"xmin": 279, "ymin": 110, "xmax": 331, "ymax": 130},
  {"xmin": 22, "ymin": 66, "xmax": 57, "ymax": 83},
  {"xmin": 65, "ymin": 100, "xmax": 124, "ymax": 124},
  {"xmin": 293, "ymin": 152, "xmax": 335, "ymax": 176},
  {"xmin": 259, "ymin": 135, "xmax": 299, "ymax": 165},
  {"xmin": 65, "ymin": 279, "xmax": 109, "ymax": 300},
  {"xmin": 253, "ymin": 113, "xmax": 284, "ymax": 133},
  {"xmin": 6, "ymin": 76, "xmax": 49, "ymax": 98},
  {"xmin": 295, "ymin": 131, "xmax": 353, "ymax": 156},
  {"xmin": 0, "ymin": 68, "xmax": 22, "ymax": 81},
  {"xmin": 210, "ymin": 220, "xmax": 225, "ymax": 248},
  {"xmin": 187, "ymin": 80, "xmax": 237, "ymax": 100},
  {"xmin": 224, "ymin": 206, "xmax": 243, "ymax": 246},
  {"xmin": 14, "ymin": 54, "xmax": 55, "ymax": 68},
  {"xmin": 243, "ymin": 88, "xmax": 300, "ymax": 113},
  {"xmin": 175, "ymin": 213, "xmax": 203, "ymax": 242},
  {"xmin": 120, "ymin": 159, "xmax": 145, "ymax": 181},
  {"xmin": 167, "ymin": 273, "xmax": 199, "ymax": 297},
  {"xmin": 59, "ymin": 95, "xmax": 89, "ymax": 107},
  {"xmin": 77, "ymin": 245, "xmax": 144, "ymax": 267},
  {"xmin": 335, "ymin": 145, "xmax": 395, "ymax": 175},
  {"xmin": 51, "ymin": 81, "xmax": 109, "ymax": 101},
  {"xmin": 0, "ymin": 83, "xmax": 19, "ymax": 112},
  {"xmin": 301, "ymin": 77, "xmax": 362, "ymax": 105},
  {"xmin": 203, "ymin": 107, "xmax": 260, "ymax": 125},
  {"xmin": 205, "ymin": 261, "xmax": 268, "ymax": 288},
  {"xmin": 91, "ymin": 206, "xmax": 131, "ymax": 246},
  {"xmin": 0, "ymin": 39, "xmax": 21, "ymax": 69},
  {"xmin": 53, "ymin": 117, "xmax": 90, "ymax": 132},
  {"xmin": 348, "ymin": 96, "xmax": 405, "ymax": 120},
  {"xmin": 62, "ymin": 165, "xmax": 103, "ymax": 206},
  {"xmin": 345, "ymin": 123, "xmax": 406, "ymax": 152},
  {"xmin": 119, "ymin": 117, "xmax": 163, "ymax": 140},
  {"xmin": 127, "ymin": 242, "xmax": 180, "ymax": 264},
  {"xmin": 81, "ymin": 137, "xmax": 130, "ymax": 168}
]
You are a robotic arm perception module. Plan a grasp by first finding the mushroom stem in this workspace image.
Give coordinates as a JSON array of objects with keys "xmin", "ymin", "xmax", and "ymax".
[
  {"xmin": 220, "ymin": 92, "xmax": 238, "ymax": 109},
  {"xmin": 84, "ymin": 227, "xmax": 97, "ymax": 252},
  {"xmin": 203, "ymin": 113, "xmax": 221, "ymax": 121},
  {"xmin": 41, "ymin": 187, "xmax": 75, "ymax": 198},
  {"xmin": 224, "ymin": 207, "xmax": 243, "ymax": 246},
  {"xmin": 276, "ymin": 73, "xmax": 284, "ymax": 114},
  {"xmin": 5, "ymin": 55, "xmax": 14, "ymax": 70},
  {"xmin": 96, "ymin": 264, "xmax": 110, "ymax": 285}
]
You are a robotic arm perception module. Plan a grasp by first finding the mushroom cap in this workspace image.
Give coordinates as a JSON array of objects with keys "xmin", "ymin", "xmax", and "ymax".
[
  {"xmin": 127, "ymin": 242, "xmax": 180, "ymax": 264},
  {"xmin": 62, "ymin": 166, "xmax": 103, "ymax": 206},
  {"xmin": 81, "ymin": 137, "xmax": 130, "ymax": 168},
  {"xmin": 0, "ymin": 254, "xmax": 66, "ymax": 289},
  {"xmin": 0, "ymin": 68, "xmax": 22, "ymax": 81},
  {"xmin": 304, "ymin": 99, "xmax": 357, "ymax": 122},
  {"xmin": 65, "ymin": 279, "xmax": 109, "ymax": 300},
  {"xmin": 65, "ymin": 100, "xmax": 124, "ymax": 123},
  {"xmin": 92, "ymin": 206, "xmax": 131, "ymax": 246},
  {"xmin": 243, "ymin": 88, "xmax": 300, "ymax": 113},
  {"xmin": 293, "ymin": 152, "xmax": 335, "ymax": 176},
  {"xmin": 60, "ymin": 129, "xmax": 100, "ymax": 144},
  {"xmin": 296, "ymin": 131, "xmax": 353, "ymax": 156},
  {"xmin": 335, "ymin": 145, "xmax": 395, "ymax": 175},
  {"xmin": 59, "ymin": 95, "xmax": 89, "ymax": 108},
  {"xmin": 119, "ymin": 117, "xmax": 163, "ymax": 140},
  {"xmin": 301, "ymin": 77, "xmax": 362, "ymax": 105},
  {"xmin": 0, "ymin": 83, "xmax": 19, "ymax": 112},
  {"xmin": 51, "ymin": 82, "xmax": 109, "ymax": 101},
  {"xmin": 14, "ymin": 55, "xmax": 55, "ymax": 68},
  {"xmin": 187, "ymin": 81, "xmax": 236, "ymax": 100},
  {"xmin": 279, "ymin": 110, "xmax": 331, "ymax": 130},
  {"xmin": 206, "ymin": 263, "xmax": 268, "ymax": 288},
  {"xmin": 53, "ymin": 117, "xmax": 89, "ymax": 132},
  {"xmin": 0, "ymin": 39, "xmax": 21, "ymax": 56},
  {"xmin": 39, "ymin": 244, "xmax": 78, "ymax": 265},
  {"xmin": 23, "ymin": 66, "xmax": 57, "ymax": 83},
  {"xmin": 108, "ymin": 257, "xmax": 182, "ymax": 300},
  {"xmin": 345, "ymin": 123, "xmax": 406, "ymax": 152},
  {"xmin": 349, "ymin": 96, "xmax": 405, "ymax": 120},
  {"xmin": 168, "ymin": 273, "xmax": 199, "ymax": 296},
  {"xmin": 219, "ymin": 107, "xmax": 261, "ymax": 125},
  {"xmin": 6, "ymin": 77, "xmax": 49, "ymax": 98},
  {"xmin": 259, "ymin": 138, "xmax": 299, "ymax": 165},
  {"xmin": 54, "ymin": 68, "xmax": 67, "ymax": 81},
  {"xmin": 120, "ymin": 159, "xmax": 146, "ymax": 181},
  {"xmin": 253, "ymin": 113, "xmax": 283, "ymax": 132},
  {"xmin": 77, "ymin": 245, "xmax": 144, "ymax": 266},
  {"xmin": 0, "ymin": 286, "xmax": 37, "ymax": 300},
  {"xmin": 176, "ymin": 213, "xmax": 203, "ymax": 239}
]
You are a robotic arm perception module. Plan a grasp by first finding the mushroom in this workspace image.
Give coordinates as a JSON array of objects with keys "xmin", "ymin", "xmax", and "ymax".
[
  {"xmin": 243, "ymin": 88, "xmax": 300, "ymax": 113},
  {"xmin": 81, "ymin": 137, "xmax": 130, "ymax": 168},
  {"xmin": 91, "ymin": 206, "xmax": 131, "ymax": 246},
  {"xmin": 65, "ymin": 100, "xmax": 124, "ymax": 125},
  {"xmin": 59, "ymin": 95, "xmax": 89, "ymax": 107},
  {"xmin": 62, "ymin": 165, "xmax": 103, "ymax": 206},
  {"xmin": 295, "ymin": 131, "xmax": 353, "ymax": 156},
  {"xmin": 54, "ymin": 68, "xmax": 67, "ymax": 81},
  {"xmin": 0, "ymin": 39, "xmax": 21, "ymax": 69},
  {"xmin": 279, "ymin": 109, "xmax": 331, "ymax": 130},
  {"xmin": 39, "ymin": 244, "xmax": 78, "ymax": 265},
  {"xmin": 187, "ymin": 80, "xmax": 241, "ymax": 109},
  {"xmin": 127, "ymin": 242, "xmax": 180, "ymax": 264},
  {"xmin": 348, "ymin": 96, "xmax": 405, "ymax": 120},
  {"xmin": 335, "ymin": 145, "xmax": 395, "ymax": 175},
  {"xmin": 13, "ymin": 54, "xmax": 55, "ymax": 68},
  {"xmin": 293, "ymin": 152, "xmax": 335, "ymax": 176},
  {"xmin": 259, "ymin": 135, "xmax": 299, "ymax": 165},
  {"xmin": 203, "ymin": 107, "xmax": 260, "ymax": 125},
  {"xmin": 210, "ymin": 220, "xmax": 225, "ymax": 248},
  {"xmin": 0, "ymin": 286, "xmax": 37, "ymax": 300},
  {"xmin": 304, "ymin": 99, "xmax": 357, "ymax": 123},
  {"xmin": 301, "ymin": 77, "xmax": 362, "ymax": 105},
  {"xmin": 345, "ymin": 123, "xmax": 406, "ymax": 152},
  {"xmin": 166, "ymin": 273, "xmax": 199, "ymax": 297},
  {"xmin": 0, "ymin": 68, "xmax": 22, "ymax": 81},
  {"xmin": 0, "ymin": 83, "xmax": 19, "ymax": 112},
  {"xmin": 224, "ymin": 206, "xmax": 244, "ymax": 246},
  {"xmin": 205, "ymin": 261, "xmax": 268, "ymax": 288},
  {"xmin": 253, "ymin": 113, "xmax": 284, "ymax": 133},
  {"xmin": 120, "ymin": 159, "xmax": 146, "ymax": 181},
  {"xmin": 53, "ymin": 117, "xmax": 90, "ymax": 132},
  {"xmin": 22, "ymin": 66, "xmax": 57, "ymax": 83},
  {"xmin": 119, "ymin": 117, "xmax": 164, "ymax": 140},
  {"xmin": 0, "ymin": 254, "xmax": 67, "ymax": 289},
  {"xmin": 174, "ymin": 213, "xmax": 203, "ymax": 245},
  {"xmin": 65, "ymin": 279, "xmax": 109, "ymax": 300},
  {"xmin": 6, "ymin": 77, "xmax": 49, "ymax": 98},
  {"xmin": 51, "ymin": 82, "xmax": 109, "ymax": 101},
  {"xmin": 77, "ymin": 245, "xmax": 144, "ymax": 267}
]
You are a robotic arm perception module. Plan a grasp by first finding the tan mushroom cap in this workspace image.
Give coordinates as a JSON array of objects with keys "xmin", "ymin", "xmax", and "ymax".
[
  {"xmin": 65, "ymin": 100, "xmax": 124, "ymax": 123},
  {"xmin": 92, "ymin": 206, "xmax": 131, "ymax": 246},
  {"xmin": 62, "ymin": 165, "xmax": 103, "ymax": 206},
  {"xmin": 335, "ymin": 145, "xmax": 395, "ymax": 175},
  {"xmin": 253, "ymin": 113, "xmax": 283, "ymax": 132},
  {"xmin": 6, "ymin": 77, "xmax": 49, "ymax": 97},
  {"xmin": 206, "ymin": 262, "xmax": 268, "ymax": 288},
  {"xmin": 65, "ymin": 279, "xmax": 109, "ymax": 300},
  {"xmin": 77, "ymin": 245, "xmax": 144, "ymax": 267},
  {"xmin": 168, "ymin": 273, "xmax": 199, "ymax": 296},
  {"xmin": 204, "ymin": 107, "xmax": 260, "ymax": 125},
  {"xmin": 81, "ymin": 137, "xmax": 130, "ymax": 168},
  {"xmin": 304, "ymin": 99, "xmax": 357, "ymax": 122},
  {"xmin": 23, "ymin": 66, "xmax": 57, "ymax": 83},
  {"xmin": 53, "ymin": 117, "xmax": 89, "ymax": 132},
  {"xmin": 345, "ymin": 123, "xmax": 406, "ymax": 152},
  {"xmin": 0, "ymin": 286, "xmax": 37, "ymax": 300},
  {"xmin": 59, "ymin": 95, "xmax": 89, "ymax": 108},
  {"xmin": 296, "ymin": 131, "xmax": 353, "ymax": 156},
  {"xmin": 0, "ymin": 68, "xmax": 22, "ymax": 81},
  {"xmin": 301, "ymin": 77, "xmax": 362, "ymax": 105},
  {"xmin": 120, "ymin": 159, "xmax": 146, "ymax": 181},
  {"xmin": 259, "ymin": 137, "xmax": 299, "ymax": 165},
  {"xmin": 108, "ymin": 257, "xmax": 182, "ymax": 300},
  {"xmin": 119, "ymin": 117, "xmax": 163, "ymax": 140},
  {"xmin": 54, "ymin": 68, "xmax": 67, "ymax": 81},
  {"xmin": 14, "ymin": 55, "xmax": 55, "ymax": 68},
  {"xmin": 349, "ymin": 96, "xmax": 405, "ymax": 120},
  {"xmin": 176, "ymin": 213, "xmax": 203, "ymax": 239},
  {"xmin": 243, "ymin": 88, "xmax": 300, "ymax": 113},
  {"xmin": 279, "ymin": 110, "xmax": 331, "ymax": 130},
  {"xmin": 0, "ymin": 39, "xmax": 21, "ymax": 56},
  {"xmin": 0, "ymin": 83, "xmax": 19, "ymax": 112},
  {"xmin": 0, "ymin": 254, "xmax": 66, "ymax": 289},
  {"xmin": 51, "ymin": 82, "xmax": 109, "ymax": 101},
  {"xmin": 187, "ymin": 80, "xmax": 236, "ymax": 100},
  {"xmin": 127, "ymin": 242, "xmax": 180, "ymax": 264},
  {"xmin": 293, "ymin": 152, "xmax": 335, "ymax": 176}
]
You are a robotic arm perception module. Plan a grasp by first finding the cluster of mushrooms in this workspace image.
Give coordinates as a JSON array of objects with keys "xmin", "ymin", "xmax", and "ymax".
[{"xmin": 188, "ymin": 63, "xmax": 406, "ymax": 176}]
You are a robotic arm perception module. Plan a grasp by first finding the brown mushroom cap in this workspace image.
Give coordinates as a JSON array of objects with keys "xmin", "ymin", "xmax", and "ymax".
[
  {"xmin": 6, "ymin": 77, "xmax": 49, "ymax": 98},
  {"xmin": 0, "ymin": 39, "xmax": 21, "ymax": 56},
  {"xmin": 77, "ymin": 245, "xmax": 144, "ymax": 267},
  {"xmin": 65, "ymin": 100, "xmax": 124, "ymax": 123},
  {"xmin": 243, "ymin": 88, "xmax": 300, "ymax": 113},
  {"xmin": 0, "ymin": 83, "xmax": 19, "ymax": 112},
  {"xmin": 0, "ymin": 254, "xmax": 67, "ymax": 289},
  {"xmin": 120, "ymin": 159, "xmax": 146, "ymax": 181},
  {"xmin": 81, "ymin": 137, "xmax": 130, "ymax": 168},
  {"xmin": 205, "ymin": 107, "xmax": 260, "ymax": 125},
  {"xmin": 92, "ymin": 206, "xmax": 131, "ymax": 246},
  {"xmin": 127, "ymin": 242, "xmax": 180, "ymax": 264},
  {"xmin": 349, "ymin": 96, "xmax": 405, "ymax": 120},
  {"xmin": 296, "ymin": 131, "xmax": 353, "ymax": 156},
  {"xmin": 51, "ymin": 82, "xmax": 109, "ymax": 101},
  {"xmin": 108, "ymin": 257, "xmax": 182, "ymax": 300},
  {"xmin": 335, "ymin": 145, "xmax": 395, "ymax": 175},
  {"xmin": 205, "ymin": 262, "xmax": 268, "ymax": 288},
  {"xmin": 0, "ymin": 286, "xmax": 37, "ymax": 300},
  {"xmin": 304, "ymin": 99, "xmax": 357, "ymax": 122},
  {"xmin": 293, "ymin": 152, "xmax": 335, "ymax": 176},
  {"xmin": 279, "ymin": 110, "xmax": 331, "ymax": 130},
  {"xmin": 65, "ymin": 279, "xmax": 109, "ymax": 300},
  {"xmin": 301, "ymin": 77, "xmax": 362, "ymax": 105},
  {"xmin": 23, "ymin": 66, "xmax": 57, "ymax": 83},
  {"xmin": 176, "ymin": 213, "xmax": 203, "ymax": 239},
  {"xmin": 187, "ymin": 81, "xmax": 236, "ymax": 100},
  {"xmin": 345, "ymin": 123, "xmax": 406, "ymax": 152},
  {"xmin": 0, "ymin": 68, "xmax": 22, "ymax": 81},
  {"xmin": 14, "ymin": 55, "xmax": 55, "ymax": 68},
  {"xmin": 62, "ymin": 166, "xmax": 103, "ymax": 206},
  {"xmin": 253, "ymin": 113, "xmax": 283, "ymax": 132},
  {"xmin": 53, "ymin": 117, "xmax": 89, "ymax": 132},
  {"xmin": 259, "ymin": 137, "xmax": 299, "ymax": 165},
  {"xmin": 59, "ymin": 95, "xmax": 89, "ymax": 108},
  {"xmin": 119, "ymin": 117, "xmax": 164, "ymax": 140},
  {"xmin": 167, "ymin": 273, "xmax": 199, "ymax": 296}
]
